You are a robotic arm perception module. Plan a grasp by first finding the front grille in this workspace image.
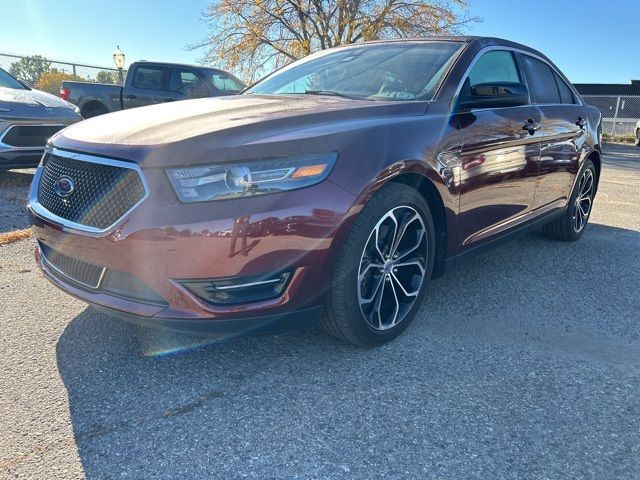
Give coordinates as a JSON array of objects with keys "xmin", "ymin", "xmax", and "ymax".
[
  {"xmin": 37, "ymin": 152, "xmax": 146, "ymax": 230},
  {"xmin": 41, "ymin": 244, "xmax": 105, "ymax": 288},
  {"xmin": 1, "ymin": 125, "xmax": 64, "ymax": 147}
]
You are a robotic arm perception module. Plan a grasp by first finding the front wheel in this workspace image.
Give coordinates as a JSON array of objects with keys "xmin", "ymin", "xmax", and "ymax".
[
  {"xmin": 635, "ymin": 129, "xmax": 640, "ymax": 146},
  {"xmin": 541, "ymin": 159, "xmax": 596, "ymax": 241},
  {"xmin": 321, "ymin": 183, "xmax": 435, "ymax": 346}
]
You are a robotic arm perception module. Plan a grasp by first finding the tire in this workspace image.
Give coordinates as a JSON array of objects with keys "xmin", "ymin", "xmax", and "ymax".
[
  {"xmin": 541, "ymin": 159, "xmax": 597, "ymax": 241},
  {"xmin": 635, "ymin": 129, "xmax": 640, "ymax": 147},
  {"xmin": 320, "ymin": 182, "xmax": 435, "ymax": 346},
  {"xmin": 81, "ymin": 103, "xmax": 109, "ymax": 119}
]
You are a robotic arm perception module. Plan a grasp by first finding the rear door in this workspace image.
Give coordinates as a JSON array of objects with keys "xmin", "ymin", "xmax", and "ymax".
[
  {"xmin": 455, "ymin": 49, "xmax": 544, "ymax": 248},
  {"xmin": 519, "ymin": 54, "xmax": 588, "ymax": 211},
  {"xmin": 123, "ymin": 64, "xmax": 170, "ymax": 109}
]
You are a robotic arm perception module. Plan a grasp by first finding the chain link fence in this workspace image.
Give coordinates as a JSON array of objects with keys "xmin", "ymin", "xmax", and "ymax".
[
  {"xmin": 0, "ymin": 52, "xmax": 126, "ymax": 95},
  {"xmin": 582, "ymin": 95, "xmax": 640, "ymax": 137}
]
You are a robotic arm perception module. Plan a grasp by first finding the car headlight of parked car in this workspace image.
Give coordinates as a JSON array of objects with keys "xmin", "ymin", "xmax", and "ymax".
[{"xmin": 166, "ymin": 152, "xmax": 337, "ymax": 202}]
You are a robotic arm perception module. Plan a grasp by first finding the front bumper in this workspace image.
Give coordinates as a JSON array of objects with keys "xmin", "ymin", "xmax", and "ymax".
[{"xmin": 29, "ymin": 156, "xmax": 356, "ymax": 332}]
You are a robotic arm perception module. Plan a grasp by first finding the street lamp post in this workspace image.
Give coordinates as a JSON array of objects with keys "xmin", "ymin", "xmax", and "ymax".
[{"xmin": 113, "ymin": 46, "xmax": 125, "ymax": 85}]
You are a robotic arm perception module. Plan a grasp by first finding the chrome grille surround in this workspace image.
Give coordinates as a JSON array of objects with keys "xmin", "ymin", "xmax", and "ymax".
[{"xmin": 29, "ymin": 147, "xmax": 149, "ymax": 234}]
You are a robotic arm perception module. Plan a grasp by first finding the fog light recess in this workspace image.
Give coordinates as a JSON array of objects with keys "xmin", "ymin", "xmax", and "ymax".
[{"xmin": 179, "ymin": 270, "xmax": 293, "ymax": 306}]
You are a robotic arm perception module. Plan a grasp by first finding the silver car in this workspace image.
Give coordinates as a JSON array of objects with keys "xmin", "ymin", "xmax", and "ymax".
[{"xmin": 0, "ymin": 68, "xmax": 81, "ymax": 170}]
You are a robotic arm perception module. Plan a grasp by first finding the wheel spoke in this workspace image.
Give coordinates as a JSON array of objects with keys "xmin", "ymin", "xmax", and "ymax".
[
  {"xmin": 578, "ymin": 198, "xmax": 591, "ymax": 216},
  {"xmin": 359, "ymin": 274, "xmax": 384, "ymax": 305},
  {"xmin": 391, "ymin": 272, "xmax": 420, "ymax": 297},
  {"xmin": 580, "ymin": 172, "xmax": 593, "ymax": 197},
  {"xmin": 386, "ymin": 278, "xmax": 400, "ymax": 328},
  {"xmin": 391, "ymin": 212, "xmax": 420, "ymax": 256},
  {"xmin": 394, "ymin": 259, "xmax": 426, "ymax": 275}
]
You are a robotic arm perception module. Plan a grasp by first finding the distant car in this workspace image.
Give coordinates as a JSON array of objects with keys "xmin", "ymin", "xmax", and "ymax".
[
  {"xmin": 0, "ymin": 68, "xmax": 81, "ymax": 170},
  {"xmin": 61, "ymin": 61, "xmax": 246, "ymax": 118},
  {"xmin": 635, "ymin": 119, "xmax": 640, "ymax": 146}
]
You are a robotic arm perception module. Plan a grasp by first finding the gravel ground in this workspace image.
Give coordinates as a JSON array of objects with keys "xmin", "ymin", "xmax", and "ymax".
[
  {"xmin": 0, "ymin": 168, "xmax": 34, "ymax": 233},
  {"xmin": 1, "ymin": 145, "xmax": 639, "ymax": 479}
]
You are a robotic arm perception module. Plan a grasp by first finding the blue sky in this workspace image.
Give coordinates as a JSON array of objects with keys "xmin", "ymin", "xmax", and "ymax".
[{"xmin": 0, "ymin": 0, "xmax": 637, "ymax": 84}]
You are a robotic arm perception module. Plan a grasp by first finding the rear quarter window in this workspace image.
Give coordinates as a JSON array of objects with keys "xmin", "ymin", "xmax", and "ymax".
[
  {"xmin": 521, "ymin": 55, "xmax": 561, "ymax": 104},
  {"xmin": 553, "ymin": 71, "xmax": 576, "ymax": 104},
  {"xmin": 132, "ymin": 66, "xmax": 165, "ymax": 90}
]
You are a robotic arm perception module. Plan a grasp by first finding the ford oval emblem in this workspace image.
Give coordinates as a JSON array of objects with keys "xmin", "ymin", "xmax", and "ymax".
[{"xmin": 54, "ymin": 176, "xmax": 75, "ymax": 197}]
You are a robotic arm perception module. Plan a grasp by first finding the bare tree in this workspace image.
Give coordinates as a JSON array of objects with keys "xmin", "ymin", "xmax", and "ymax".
[{"xmin": 192, "ymin": 0, "xmax": 478, "ymax": 81}]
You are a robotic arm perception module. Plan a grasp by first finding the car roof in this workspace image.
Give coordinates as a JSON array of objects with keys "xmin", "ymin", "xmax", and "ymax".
[
  {"xmin": 362, "ymin": 36, "xmax": 548, "ymax": 58},
  {"xmin": 134, "ymin": 61, "xmax": 230, "ymax": 73}
]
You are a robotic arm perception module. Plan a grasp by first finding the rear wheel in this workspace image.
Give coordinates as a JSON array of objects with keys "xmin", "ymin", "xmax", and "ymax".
[
  {"xmin": 321, "ymin": 183, "xmax": 435, "ymax": 346},
  {"xmin": 541, "ymin": 159, "xmax": 596, "ymax": 241},
  {"xmin": 635, "ymin": 128, "xmax": 640, "ymax": 146}
]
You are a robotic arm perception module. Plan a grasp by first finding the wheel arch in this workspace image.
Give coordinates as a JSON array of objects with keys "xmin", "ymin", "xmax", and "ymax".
[
  {"xmin": 387, "ymin": 172, "xmax": 449, "ymax": 279},
  {"xmin": 80, "ymin": 99, "xmax": 109, "ymax": 118},
  {"xmin": 586, "ymin": 149, "xmax": 602, "ymax": 192}
]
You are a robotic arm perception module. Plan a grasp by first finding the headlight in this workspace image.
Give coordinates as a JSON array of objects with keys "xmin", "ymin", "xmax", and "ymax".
[{"xmin": 166, "ymin": 152, "xmax": 337, "ymax": 203}]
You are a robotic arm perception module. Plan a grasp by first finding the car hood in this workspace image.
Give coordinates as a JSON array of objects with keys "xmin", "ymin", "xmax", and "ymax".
[
  {"xmin": 53, "ymin": 94, "xmax": 429, "ymax": 164},
  {"xmin": 0, "ymin": 87, "xmax": 80, "ymax": 121}
]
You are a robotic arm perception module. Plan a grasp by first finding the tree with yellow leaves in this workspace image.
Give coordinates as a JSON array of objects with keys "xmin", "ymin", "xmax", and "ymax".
[{"xmin": 193, "ymin": 0, "xmax": 478, "ymax": 82}]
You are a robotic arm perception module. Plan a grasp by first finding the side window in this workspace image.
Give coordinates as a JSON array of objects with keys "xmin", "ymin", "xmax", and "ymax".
[
  {"xmin": 466, "ymin": 50, "xmax": 521, "ymax": 87},
  {"xmin": 131, "ymin": 66, "xmax": 165, "ymax": 90},
  {"xmin": 553, "ymin": 71, "xmax": 576, "ymax": 104},
  {"xmin": 210, "ymin": 73, "xmax": 244, "ymax": 93},
  {"xmin": 169, "ymin": 69, "xmax": 200, "ymax": 92},
  {"xmin": 522, "ymin": 55, "xmax": 561, "ymax": 104}
]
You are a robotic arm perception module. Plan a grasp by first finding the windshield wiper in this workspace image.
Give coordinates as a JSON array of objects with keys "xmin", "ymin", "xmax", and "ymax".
[{"xmin": 303, "ymin": 90, "xmax": 368, "ymax": 100}]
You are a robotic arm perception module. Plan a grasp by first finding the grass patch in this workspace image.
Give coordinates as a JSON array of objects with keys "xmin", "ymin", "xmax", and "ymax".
[
  {"xmin": 0, "ymin": 228, "xmax": 33, "ymax": 245},
  {"xmin": 602, "ymin": 133, "xmax": 636, "ymax": 144}
]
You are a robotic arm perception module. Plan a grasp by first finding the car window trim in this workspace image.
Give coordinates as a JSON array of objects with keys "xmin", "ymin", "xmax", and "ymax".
[
  {"xmin": 451, "ymin": 45, "xmax": 584, "ymax": 112},
  {"xmin": 552, "ymin": 71, "xmax": 576, "ymax": 105}
]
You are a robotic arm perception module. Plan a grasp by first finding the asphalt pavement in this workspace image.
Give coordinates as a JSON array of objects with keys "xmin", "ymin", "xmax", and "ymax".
[{"xmin": 0, "ymin": 144, "xmax": 639, "ymax": 479}]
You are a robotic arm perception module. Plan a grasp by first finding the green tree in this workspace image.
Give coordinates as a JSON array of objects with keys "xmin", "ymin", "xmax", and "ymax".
[
  {"xmin": 95, "ymin": 70, "xmax": 119, "ymax": 84},
  {"xmin": 9, "ymin": 55, "xmax": 52, "ymax": 85},
  {"xmin": 193, "ymin": 0, "xmax": 478, "ymax": 81}
]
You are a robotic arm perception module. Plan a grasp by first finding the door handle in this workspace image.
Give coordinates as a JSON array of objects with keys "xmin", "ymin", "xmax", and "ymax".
[
  {"xmin": 522, "ymin": 119, "xmax": 542, "ymax": 135},
  {"xmin": 576, "ymin": 117, "xmax": 587, "ymax": 129},
  {"xmin": 125, "ymin": 94, "xmax": 137, "ymax": 100}
]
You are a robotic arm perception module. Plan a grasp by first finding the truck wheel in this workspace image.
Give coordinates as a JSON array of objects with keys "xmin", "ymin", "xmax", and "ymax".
[
  {"xmin": 320, "ymin": 183, "xmax": 435, "ymax": 346},
  {"xmin": 82, "ymin": 103, "xmax": 109, "ymax": 119}
]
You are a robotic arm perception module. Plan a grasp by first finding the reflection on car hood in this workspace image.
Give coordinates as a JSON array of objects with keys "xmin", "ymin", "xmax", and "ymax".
[
  {"xmin": 0, "ymin": 87, "xmax": 79, "ymax": 120},
  {"xmin": 57, "ymin": 94, "xmax": 428, "ymax": 148}
]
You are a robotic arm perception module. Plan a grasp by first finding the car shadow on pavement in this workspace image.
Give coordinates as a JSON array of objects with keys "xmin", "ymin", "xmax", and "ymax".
[{"xmin": 55, "ymin": 223, "xmax": 640, "ymax": 479}]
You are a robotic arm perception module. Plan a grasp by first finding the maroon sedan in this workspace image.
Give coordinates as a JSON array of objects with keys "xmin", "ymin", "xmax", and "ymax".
[{"xmin": 28, "ymin": 37, "xmax": 602, "ymax": 346}]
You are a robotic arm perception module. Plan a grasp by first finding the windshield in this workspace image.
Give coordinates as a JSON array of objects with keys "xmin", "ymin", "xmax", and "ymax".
[
  {"xmin": 203, "ymin": 69, "xmax": 245, "ymax": 93},
  {"xmin": 0, "ymin": 68, "xmax": 26, "ymax": 89},
  {"xmin": 247, "ymin": 41, "xmax": 462, "ymax": 101}
]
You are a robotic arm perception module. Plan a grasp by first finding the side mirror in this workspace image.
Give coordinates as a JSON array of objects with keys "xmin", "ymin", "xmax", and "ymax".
[{"xmin": 456, "ymin": 82, "xmax": 529, "ymax": 111}]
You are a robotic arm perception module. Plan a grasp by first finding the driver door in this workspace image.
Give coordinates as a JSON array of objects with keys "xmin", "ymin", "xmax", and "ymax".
[
  {"xmin": 454, "ymin": 50, "xmax": 543, "ymax": 248},
  {"xmin": 164, "ymin": 68, "xmax": 209, "ymax": 102}
]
